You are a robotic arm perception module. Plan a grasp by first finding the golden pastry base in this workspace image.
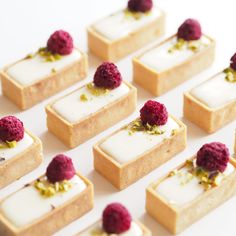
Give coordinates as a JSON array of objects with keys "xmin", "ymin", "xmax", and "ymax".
[
  {"xmin": 93, "ymin": 115, "xmax": 186, "ymax": 190},
  {"xmin": 46, "ymin": 81, "xmax": 137, "ymax": 148},
  {"xmin": 0, "ymin": 49, "xmax": 88, "ymax": 110},
  {"xmin": 133, "ymin": 35, "xmax": 215, "ymax": 96},
  {"xmin": 146, "ymin": 157, "xmax": 236, "ymax": 234},
  {"xmin": 184, "ymin": 72, "xmax": 236, "ymax": 133},
  {"xmin": 0, "ymin": 173, "xmax": 94, "ymax": 236},
  {"xmin": 87, "ymin": 8, "xmax": 165, "ymax": 62},
  {"xmin": 0, "ymin": 130, "xmax": 43, "ymax": 189}
]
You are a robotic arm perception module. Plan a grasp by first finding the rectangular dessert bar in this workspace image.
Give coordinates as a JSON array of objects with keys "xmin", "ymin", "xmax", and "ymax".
[
  {"xmin": 93, "ymin": 115, "xmax": 186, "ymax": 190},
  {"xmin": 133, "ymin": 35, "xmax": 215, "ymax": 96},
  {"xmin": 46, "ymin": 81, "xmax": 137, "ymax": 148},
  {"xmin": 184, "ymin": 71, "xmax": 236, "ymax": 133},
  {"xmin": 0, "ymin": 130, "xmax": 43, "ymax": 189},
  {"xmin": 87, "ymin": 8, "xmax": 165, "ymax": 62},
  {"xmin": 0, "ymin": 173, "xmax": 94, "ymax": 236},
  {"xmin": 0, "ymin": 49, "xmax": 88, "ymax": 110},
  {"xmin": 146, "ymin": 157, "xmax": 236, "ymax": 234}
]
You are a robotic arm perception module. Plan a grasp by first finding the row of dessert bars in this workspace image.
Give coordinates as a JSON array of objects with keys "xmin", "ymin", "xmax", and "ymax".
[
  {"xmin": 1, "ymin": 114, "xmax": 236, "ymax": 235},
  {"xmin": 1, "ymin": 8, "xmax": 235, "ymax": 134},
  {"xmin": 1, "ymin": 0, "xmax": 236, "ymax": 235}
]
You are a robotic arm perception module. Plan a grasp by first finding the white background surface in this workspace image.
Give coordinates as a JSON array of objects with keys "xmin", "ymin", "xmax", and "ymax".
[{"xmin": 0, "ymin": 0, "xmax": 236, "ymax": 235}]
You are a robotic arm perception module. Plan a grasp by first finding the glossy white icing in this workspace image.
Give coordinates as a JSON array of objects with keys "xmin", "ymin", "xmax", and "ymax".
[
  {"xmin": 92, "ymin": 7, "xmax": 161, "ymax": 40},
  {"xmin": 6, "ymin": 49, "xmax": 81, "ymax": 86},
  {"xmin": 52, "ymin": 82, "xmax": 130, "ymax": 123},
  {"xmin": 80, "ymin": 221, "xmax": 143, "ymax": 236},
  {"xmin": 0, "ymin": 132, "xmax": 34, "ymax": 163},
  {"xmin": 156, "ymin": 161, "xmax": 235, "ymax": 206},
  {"xmin": 139, "ymin": 36, "xmax": 211, "ymax": 72},
  {"xmin": 100, "ymin": 117, "xmax": 179, "ymax": 164},
  {"xmin": 190, "ymin": 72, "xmax": 236, "ymax": 108},
  {"xmin": 0, "ymin": 175, "xmax": 86, "ymax": 227}
]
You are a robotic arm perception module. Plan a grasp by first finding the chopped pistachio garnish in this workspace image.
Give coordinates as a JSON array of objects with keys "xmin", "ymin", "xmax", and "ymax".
[
  {"xmin": 37, "ymin": 47, "xmax": 62, "ymax": 62},
  {"xmin": 124, "ymin": 8, "xmax": 151, "ymax": 20},
  {"xmin": 168, "ymin": 38, "xmax": 186, "ymax": 53},
  {"xmin": 224, "ymin": 67, "xmax": 236, "ymax": 82},
  {"xmin": 169, "ymin": 169, "xmax": 178, "ymax": 176},
  {"xmin": 0, "ymin": 141, "xmax": 17, "ymax": 149},
  {"xmin": 6, "ymin": 140, "xmax": 17, "ymax": 148},
  {"xmin": 185, "ymin": 159, "xmax": 223, "ymax": 190},
  {"xmin": 80, "ymin": 94, "xmax": 89, "ymax": 102},
  {"xmin": 168, "ymin": 38, "xmax": 204, "ymax": 54},
  {"xmin": 126, "ymin": 118, "xmax": 166, "ymax": 136},
  {"xmin": 34, "ymin": 179, "xmax": 73, "ymax": 197},
  {"xmin": 86, "ymin": 83, "xmax": 110, "ymax": 96},
  {"xmin": 167, "ymin": 159, "xmax": 224, "ymax": 190},
  {"xmin": 51, "ymin": 68, "xmax": 57, "ymax": 73},
  {"xmin": 25, "ymin": 53, "xmax": 34, "ymax": 59}
]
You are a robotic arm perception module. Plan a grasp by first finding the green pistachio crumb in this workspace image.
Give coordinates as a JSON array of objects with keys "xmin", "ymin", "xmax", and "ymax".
[
  {"xmin": 34, "ymin": 179, "xmax": 72, "ymax": 197},
  {"xmin": 126, "ymin": 118, "xmax": 166, "ymax": 136},
  {"xmin": 224, "ymin": 67, "xmax": 236, "ymax": 82},
  {"xmin": 86, "ymin": 83, "xmax": 110, "ymax": 96},
  {"xmin": 6, "ymin": 140, "xmax": 17, "ymax": 148},
  {"xmin": 80, "ymin": 94, "xmax": 88, "ymax": 102}
]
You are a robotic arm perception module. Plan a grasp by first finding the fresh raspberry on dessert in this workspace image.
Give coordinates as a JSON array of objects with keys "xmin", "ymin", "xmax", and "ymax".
[
  {"xmin": 102, "ymin": 203, "xmax": 132, "ymax": 234},
  {"xmin": 177, "ymin": 19, "xmax": 202, "ymax": 41},
  {"xmin": 0, "ymin": 116, "xmax": 24, "ymax": 142},
  {"xmin": 230, "ymin": 53, "xmax": 236, "ymax": 70},
  {"xmin": 47, "ymin": 30, "xmax": 73, "ymax": 55},
  {"xmin": 46, "ymin": 154, "xmax": 76, "ymax": 183},
  {"xmin": 196, "ymin": 142, "xmax": 229, "ymax": 172},
  {"xmin": 140, "ymin": 100, "xmax": 168, "ymax": 126},
  {"xmin": 93, "ymin": 62, "xmax": 122, "ymax": 89},
  {"xmin": 128, "ymin": 0, "xmax": 153, "ymax": 13}
]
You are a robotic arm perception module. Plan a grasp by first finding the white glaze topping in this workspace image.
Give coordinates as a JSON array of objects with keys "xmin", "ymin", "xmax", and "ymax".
[
  {"xmin": 190, "ymin": 72, "xmax": 236, "ymax": 108},
  {"xmin": 100, "ymin": 117, "xmax": 179, "ymax": 164},
  {"xmin": 139, "ymin": 36, "xmax": 211, "ymax": 72},
  {"xmin": 156, "ymin": 161, "xmax": 235, "ymax": 206},
  {"xmin": 80, "ymin": 221, "xmax": 142, "ymax": 236},
  {"xmin": 6, "ymin": 49, "xmax": 81, "ymax": 86},
  {"xmin": 0, "ymin": 132, "xmax": 34, "ymax": 163},
  {"xmin": 0, "ymin": 175, "xmax": 86, "ymax": 227},
  {"xmin": 52, "ymin": 82, "xmax": 130, "ymax": 123},
  {"xmin": 92, "ymin": 7, "xmax": 161, "ymax": 40}
]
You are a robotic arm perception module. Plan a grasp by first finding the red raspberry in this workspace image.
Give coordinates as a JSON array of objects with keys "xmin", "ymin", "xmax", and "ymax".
[
  {"xmin": 140, "ymin": 100, "xmax": 168, "ymax": 126},
  {"xmin": 46, "ymin": 154, "xmax": 76, "ymax": 183},
  {"xmin": 230, "ymin": 53, "xmax": 236, "ymax": 70},
  {"xmin": 196, "ymin": 142, "xmax": 230, "ymax": 173},
  {"xmin": 177, "ymin": 19, "xmax": 202, "ymax": 41},
  {"xmin": 93, "ymin": 62, "xmax": 122, "ymax": 89},
  {"xmin": 102, "ymin": 203, "xmax": 132, "ymax": 234},
  {"xmin": 0, "ymin": 116, "xmax": 24, "ymax": 142},
  {"xmin": 47, "ymin": 30, "xmax": 73, "ymax": 55},
  {"xmin": 128, "ymin": 0, "xmax": 153, "ymax": 12}
]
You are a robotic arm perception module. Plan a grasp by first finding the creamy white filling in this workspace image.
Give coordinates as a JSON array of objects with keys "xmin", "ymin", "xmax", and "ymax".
[
  {"xmin": 100, "ymin": 117, "xmax": 179, "ymax": 164},
  {"xmin": 190, "ymin": 72, "xmax": 236, "ymax": 108},
  {"xmin": 6, "ymin": 49, "xmax": 81, "ymax": 86},
  {"xmin": 0, "ymin": 175, "xmax": 86, "ymax": 227},
  {"xmin": 52, "ymin": 82, "xmax": 130, "ymax": 123},
  {"xmin": 92, "ymin": 7, "xmax": 161, "ymax": 40},
  {"xmin": 0, "ymin": 132, "xmax": 34, "ymax": 163},
  {"xmin": 156, "ymin": 162, "xmax": 235, "ymax": 206},
  {"xmin": 80, "ymin": 221, "xmax": 143, "ymax": 236},
  {"xmin": 139, "ymin": 36, "xmax": 211, "ymax": 72}
]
